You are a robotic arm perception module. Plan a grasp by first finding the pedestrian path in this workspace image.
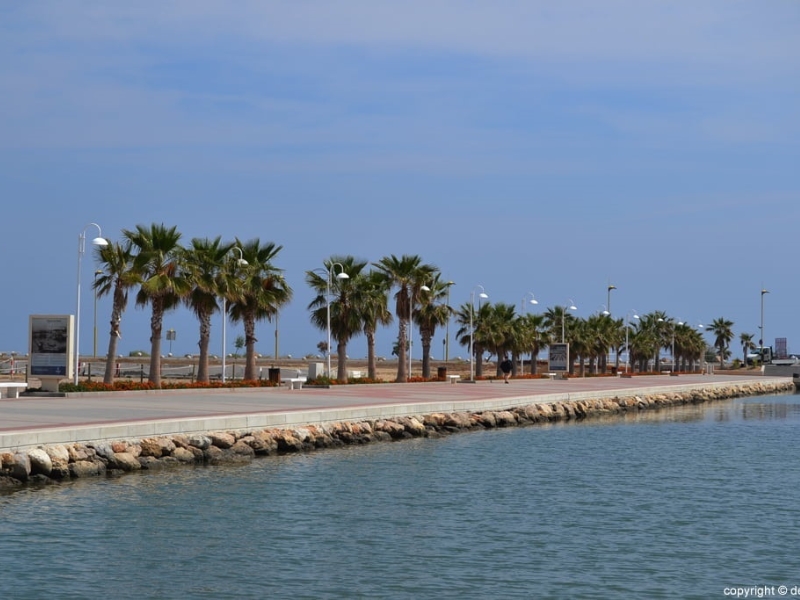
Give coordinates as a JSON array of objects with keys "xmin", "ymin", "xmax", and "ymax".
[{"xmin": 0, "ymin": 374, "xmax": 786, "ymax": 452}]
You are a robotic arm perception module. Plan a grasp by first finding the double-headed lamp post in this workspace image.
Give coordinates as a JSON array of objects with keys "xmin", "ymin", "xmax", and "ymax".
[
  {"xmin": 624, "ymin": 310, "xmax": 639, "ymax": 373},
  {"xmin": 469, "ymin": 285, "xmax": 489, "ymax": 381},
  {"xmin": 562, "ymin": 300, "xmax": 577, "ymax": 343},
  {"xmin": 408, "ymin": 282, "xmax": 430, "ymax": 380},
  {"xmin": 325, "ymin": 263, "xmax": 349, "ymax": 378},
  {"xmin": 221, "ymin": 247, "xmax": 248, "ymax": 383},
  {"xmin": 75, "ymin": 223, "xmax": 108, "ymax": 385}
]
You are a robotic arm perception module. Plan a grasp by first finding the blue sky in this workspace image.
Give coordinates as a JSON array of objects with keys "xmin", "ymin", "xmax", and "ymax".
[{"xmin": 1, "ymin": 1, "xmax": 799, "ymax": 362}]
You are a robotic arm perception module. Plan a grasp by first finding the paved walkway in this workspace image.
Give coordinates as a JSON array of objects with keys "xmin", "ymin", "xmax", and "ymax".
[{"xmin": 0, "ymin": 374, "xmax": 789, "ymax": 452}]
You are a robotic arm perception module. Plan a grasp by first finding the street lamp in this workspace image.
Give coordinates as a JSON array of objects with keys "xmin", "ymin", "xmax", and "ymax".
[
  {"xmin": 760, "ymin": 288, "xmax": 769, "ymax": 350},
  {"xmin": 658, "ymin": 317, "xmax": 683, "ymax": 372},
  {"xmin": 521, "ymin": 292, "xmax": 538, "ymax": 314},
  {"xmin": 444, "ymin": 281, "xmax": 454, "ymax": 363},
  {"xmin": 221, "ymin": 247, "xmax": 248, "ymax": 383},
  {"xmin": 469, "ymin": 285, "xmax": 488, "ymax": 381},
  {"xmin": 607, "ymin": 284, "xmax": 616, "ymax": 316},
  {"xmin": 93, "ymin": 269, "xmax": 102, "ymax": 358},
  {"xmin": 408, "ymin": 282, "xmax": 430, "ymax": 380},
  {"xmin": 520, "ymin": 292, "xmax": 538, "ymax": 372},
  {"xmin": 75, "ymin": 223, "xmax": 108, "ymax": 385},
  {"xmin": 624, "ymin": 310, "xmax": 639, "ymax": 373},
  {"xmin": 562, "ymin": 299, "xmax": 577, "ymax": 343},
  {"xmin": 323, "ymin": 262, "xmax": 349, "ymax": 378}
]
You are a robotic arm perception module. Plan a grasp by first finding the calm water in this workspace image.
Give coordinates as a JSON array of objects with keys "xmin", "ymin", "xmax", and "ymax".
[{"xmin": 2, "ymin": 392, "xmax": 800, "ymax": 600}]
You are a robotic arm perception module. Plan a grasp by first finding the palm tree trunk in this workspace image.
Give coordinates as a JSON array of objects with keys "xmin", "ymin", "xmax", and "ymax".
[
  {"xmin": 244, "ymin": 314, "xmax": 257, "ymax": 381},
  {"xmin": 149, "ymin": 299, "xmax": 164, "ymax": 388},
  {"xmin": 421, "ymin": 332, "xmax": 432, "ymax": 379},
  {"xmin": 197, "ymin": 310, "xmax": 211, "ymax": 383},
  {"xmin": 531, "ymin": 348, "xmax": 539, "ymax": 375},
  {"xmin": 336, "ymin": 342, "xmax": 347, "ymax": 383},
  {"xmin": 396, "ymin": 320, "xmax": 408, "ymax": 382},
  {"xmin": 103, "ymin": 297, "xmax": 123, "ymax": 384},
  {"xmin": 366, "ymin": 330, "xmax": 377, "ymax": 380}
]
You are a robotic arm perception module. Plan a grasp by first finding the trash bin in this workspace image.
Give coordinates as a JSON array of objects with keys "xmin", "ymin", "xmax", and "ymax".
[
  {"xmin": 268, "ymin": 368, "xmax": 280, "ymax": 384},
  {"xmin": 437, "ymin": 366, "xmax": 447, "ymax": 381}
]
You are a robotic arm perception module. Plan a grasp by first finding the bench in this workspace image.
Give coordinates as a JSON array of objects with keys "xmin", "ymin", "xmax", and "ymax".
[
  {"xmin": 448, "ymin": 375, "xmax": 461, "ymax": 384},
  {"xmin": 282, "ymin": 378, "xmax": 305, "ymax": 390},
  {"xmin": 543, "ymin": 373, "xmax": 557, "ymax": 380},
  {"xmin": 0, "ymin": 382, "xmax": 28, "ymax": 398}
]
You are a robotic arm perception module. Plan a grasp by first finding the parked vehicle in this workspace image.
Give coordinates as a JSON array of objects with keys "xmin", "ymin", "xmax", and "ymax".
[{"xmin": 746, "ymin": 346, "xmax": 773, "ymax": 365}]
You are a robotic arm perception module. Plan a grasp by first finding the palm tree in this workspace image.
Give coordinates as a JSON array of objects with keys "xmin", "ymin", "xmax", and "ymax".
[
  {"xmin": 94, "ymin": 241, "xmax": 136, "ymax": 384},
  {"xmin": 708, "ymin": 317, "xmax": 735, "ymax": 369},
  {"xmin": 359, "ymin": 270, "xmax": 393, "ymax": 380},
  {"xmin": 183, "ymin": 237, "xmax": 234, "ymax": 383},
  {"xmin": 123, "ymin": 223, "xmax": 189, "ymax": 388},
  {"xmin": 518, "ymin": 313, "xmax": 549, "ymax": 375},
  {"xmin": 373, "ymin": 254, "xmax": 437, "ymax": 382},
  {"xmin": 675, "ymin": 323, "xmax": 705, "ymax": 372},
  {"xmin": 415, "ymin": 277, "xmax": 453, "ymax": 379},
  {"xmin": 635, "ymin": 311, "xmax": 669, "ymax": 371},
  {"xmin": 306, "ymin": 256, "xmax": 368, "ymax": 382},
  {"xmin": 481, "ymin": 303, "xmax": 517, "ymax": 376},
  {"xmin": 740, "ymin": 332, "xmax": 756, "ymax": 366},
  {"xmin": 630, "ymin": 321, "xmax": 659, "ymax": 373},
  {"xmin": 227, "ymin": 238, "xmax": 292, "ymax": 381},
  {"xmin": 454, "ymin": 301, "xmax": 493, "ymax": 378}
]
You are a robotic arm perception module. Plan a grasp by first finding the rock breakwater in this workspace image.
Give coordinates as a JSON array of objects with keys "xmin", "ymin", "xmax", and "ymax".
[{"xmin": 1, "ymin": 380, "xmax": 792, "ymax": 491}]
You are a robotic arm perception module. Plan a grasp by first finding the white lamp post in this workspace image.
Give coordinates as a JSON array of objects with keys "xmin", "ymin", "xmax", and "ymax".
[
  {"xmin": 93, "ymin": 269, "xmax": 102, "ymax": 358},
  {"xmin": 75, "ymin": 223, "xmax": 108, "ymax": 385},
  {"xmin": 444, "ymin": 281, "xmax": 454, "ymax": 363},
  {"xmin": 323, "ymin": 262, "xmax": 349, "ymax": 378},
  {"xmin": 760, "ymin": 288, "xmax": 769, "ymax": 351},
  {"xmin": 408, "ymin": 282, "xmax": 430, "ymax": 380},
  {"xmin": 562, "ymin": 299, "xmax": 577, "ymax": 343},
  {"xmin": 658, "ymin": 317, "xmax": 684, "ymax": 372},
  {"xmin": 469, "ymin": 285, "xmax": 488, "ymax": 381},
  {"xmin": 624, "ymin": 309, "xmax": 639, "ymax": 373},
  {"xmin": 521, "ymin": 292, "xmax": 538, "ymax": 314},
  {"xmin": 521, "ymin": 292, "xmax": 538, "ymax": 372},
  {"xmin": 221, "ymin": 247, "xmax": 248, "ymax": 383},
  {"xmin": 607, "ymin": 284, "xmax": 616, "ymax": 316}
]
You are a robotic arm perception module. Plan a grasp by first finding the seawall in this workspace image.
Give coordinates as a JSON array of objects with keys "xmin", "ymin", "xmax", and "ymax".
[{"xmin": 1, "ymin": 378, "xmax": 793, "ymax": 491}]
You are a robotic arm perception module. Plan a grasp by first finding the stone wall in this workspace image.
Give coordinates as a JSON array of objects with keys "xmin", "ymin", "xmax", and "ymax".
[{"xmin": 1, "ymin": 380, "xmax": 793, "ymax": 491}]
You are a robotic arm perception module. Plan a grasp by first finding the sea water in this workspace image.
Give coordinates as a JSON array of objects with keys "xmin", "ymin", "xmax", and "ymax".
[{"xmin": 2, "ymin": 392, "xmax": 800, "ymax": 600}]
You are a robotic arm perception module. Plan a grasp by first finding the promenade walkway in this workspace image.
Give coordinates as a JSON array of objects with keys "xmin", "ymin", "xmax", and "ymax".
[{"xmin": 0, "ymin": 374, "xmax": 790, "ymax": 452}]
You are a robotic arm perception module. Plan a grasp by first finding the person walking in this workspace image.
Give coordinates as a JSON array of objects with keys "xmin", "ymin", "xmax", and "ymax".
[{"xmin": 500, "ymin": 355, "xmax": 513, "ymax": 383}]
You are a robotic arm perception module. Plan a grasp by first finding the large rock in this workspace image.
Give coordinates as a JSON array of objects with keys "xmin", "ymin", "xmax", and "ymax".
[
  {"xmin": 11, "ymin": 453, "xmax": 31, "ymax": 481},
  {"xmin": 45, "ymin": 445, "xmax": 70, "ymax": 470},
  {"xmin": 187, "ymin": 435, "xmax": 212, "ymax": 450},
  {"xmin": 172, "ymin": 447, "xmax": 197, "ymax": 463},
  {"xmin": 70, "ymin": 460, "xmax": 106, "ymax": 478},
  {"xmin": 27, "ymin": 449, "xmax": 53, "ymax": 477},
  {"xmin": 209, "ymin": 432, "xmax": 235, "ymax": 449},
  {"xmin": 107, "ymin": 452, "xmax": 142, "ymax": 472}
]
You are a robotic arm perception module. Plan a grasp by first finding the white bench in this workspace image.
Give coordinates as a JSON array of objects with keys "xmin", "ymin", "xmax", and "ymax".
[
  {"xmin": 0, "ymin": 382, "xmax": 28, "ymax": 398},
  {"xmin": 282, "ymin": 378, "xmax": 305, "ymax": 390},
  {"xmin": 544, "ymin": 373, "xmax": 557, "ymax": 379},
  {"xmin": 448, "ymin": 375, "xmax": 461, "ymax": 384}
]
